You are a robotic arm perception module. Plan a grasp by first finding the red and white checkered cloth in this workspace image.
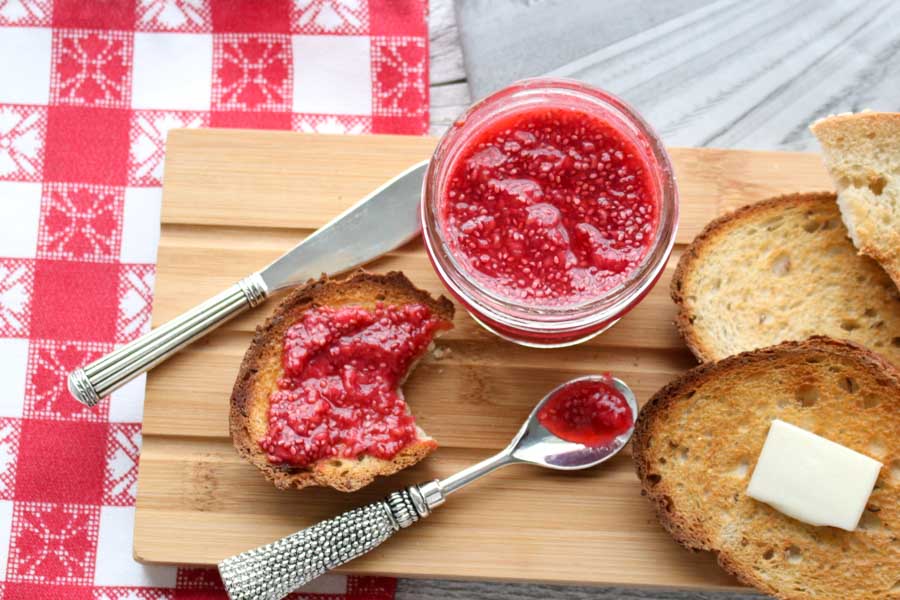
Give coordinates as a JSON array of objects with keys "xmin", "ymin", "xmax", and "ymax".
[{"xmin": 0, "ymin": 1, "xmax": 428, "ymax": 598}]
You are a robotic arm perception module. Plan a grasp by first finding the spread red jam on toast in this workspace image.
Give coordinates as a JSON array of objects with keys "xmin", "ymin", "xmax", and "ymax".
[{"xmin": 260, "ymin": 303, "xmax": 449, "ymax": 467}]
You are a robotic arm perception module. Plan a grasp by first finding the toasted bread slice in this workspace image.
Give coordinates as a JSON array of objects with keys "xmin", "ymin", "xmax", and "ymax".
[
  {"xmin": 672, "ymin": 192, "xmax": 900, "ymax": 367},
  {"xmin": 811, "ymin": 112, "xmax": 900, "ymax": 289},
  {"xmin": 633, "ymin": 337, "xmax": 900, "ymax": 600},
  {"xmin": 230, "ymin": 271, "xmax": 454, "ymax": 492}
]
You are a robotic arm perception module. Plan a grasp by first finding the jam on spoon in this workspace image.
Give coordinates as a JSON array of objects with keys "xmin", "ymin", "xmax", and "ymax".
[{"xmin": 537, "ymin": 373, "xmax": 634, "ymax": 446}]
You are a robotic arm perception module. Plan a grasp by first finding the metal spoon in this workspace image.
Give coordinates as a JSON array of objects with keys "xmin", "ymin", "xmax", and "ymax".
[{"xmin": 218, "ymin": 375, "xmax": 639, "ymax": 600}]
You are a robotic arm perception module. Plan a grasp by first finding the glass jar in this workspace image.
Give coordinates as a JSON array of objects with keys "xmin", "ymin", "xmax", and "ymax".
[{"xmin": 421, "ymin": 78, "xmax": 678, "ymax": 347}]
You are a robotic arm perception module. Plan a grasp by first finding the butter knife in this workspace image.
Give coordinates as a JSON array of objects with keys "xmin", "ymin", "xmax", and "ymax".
[{"xmin": 68, "ymin": 160, "xmax": 429, "ymax": 407}]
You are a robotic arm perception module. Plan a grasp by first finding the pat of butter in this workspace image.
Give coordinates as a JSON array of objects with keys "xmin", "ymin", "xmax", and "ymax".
[{"xmin": 746, "ymin": 419, "xmax": 882, "ymax": 531}]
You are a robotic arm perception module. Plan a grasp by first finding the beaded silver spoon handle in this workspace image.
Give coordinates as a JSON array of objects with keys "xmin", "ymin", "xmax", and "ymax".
[{"xmin": 218, "ymin": 481, "xmax": 444, "ymax": 600}]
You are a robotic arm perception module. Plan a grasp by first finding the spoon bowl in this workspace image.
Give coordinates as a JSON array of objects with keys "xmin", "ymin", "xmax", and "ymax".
[
  {"xmin": 509, "ymin": 375, "xmax": 639, "ymax": 469},
  {"xmin": 437, "ymin": 375, "xmax": 639, "ymax": 495}
]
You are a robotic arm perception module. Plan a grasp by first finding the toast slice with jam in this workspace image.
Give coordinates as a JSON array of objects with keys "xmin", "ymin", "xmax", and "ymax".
[{"xmin": 230, "ymin": 271, "xmax": 454, "ymax": 492}]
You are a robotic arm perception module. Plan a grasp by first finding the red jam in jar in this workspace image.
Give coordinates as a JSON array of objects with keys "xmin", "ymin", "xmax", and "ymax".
[
  {"xmin": 538, "ymin": 375, "xmax": 633, "ymax": 446},
  {"xmin": 260, "ymin": 303, "xmax": 448, "ymax": 467},
  {"xmin": 422, "ymin": 78, "xmax": 678, "ymax": 347},
  {"xmin": 441, "ymin": 108, "xmax": 658, "ymax": 307}
]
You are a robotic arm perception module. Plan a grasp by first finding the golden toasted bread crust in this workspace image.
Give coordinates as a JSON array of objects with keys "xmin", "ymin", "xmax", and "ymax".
[
  {"xmin": 671, "ymin": 192, "xmax": 900, "ymax": 366},
  {"xmin": 811, "ymin": 112, "xmax": 900, "ymax": 288},
  {"xmin": 633, "ymin": 337, "xmax": 900, "ymax": 599},
  {"xmin": 230, "ymin": 270, "xmax": 454, "ymax": 492}
]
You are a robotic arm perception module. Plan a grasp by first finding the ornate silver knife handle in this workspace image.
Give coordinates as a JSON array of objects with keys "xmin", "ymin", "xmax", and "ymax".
[
  {"xmin": 218, "ymin": 482, "xmax": 445, "ymax": 600},
  {"xmin": 66, "ymin": 161, "xmax": 430, "ymax": 409},
  {"xmin": 67, "ymin": 274, "xmax": 268, "ymax": 407}
]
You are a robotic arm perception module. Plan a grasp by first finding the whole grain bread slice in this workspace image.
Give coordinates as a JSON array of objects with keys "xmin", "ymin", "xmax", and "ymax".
[
  {"xmin": 230, "ymin": 270, "xmax": 454, "ymax": 492},
  {"xmin": 672, "ymin": 192, "xmax": 900, "ymax": 367},
  {"xmin": 811, "ymin": 112, "xmax": 900, "ymax": 289},
  {"xmin": 633, "ymin": 337, "xmax": 900, "ymax": 600}
]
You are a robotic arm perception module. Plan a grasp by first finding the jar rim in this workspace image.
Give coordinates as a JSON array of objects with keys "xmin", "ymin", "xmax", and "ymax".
[{"xmin": 422, "ymin": 77, "xmax": 679, "ymax": 336}]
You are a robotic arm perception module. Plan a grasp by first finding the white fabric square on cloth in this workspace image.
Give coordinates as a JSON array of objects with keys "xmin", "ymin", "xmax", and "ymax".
[
  {"xmin": 292, "ymin": 35, "xmax": 371, "ymax": 115},
  {"xmin": 0, "ymin": 500, "xmax": 11, "ymax": 577},
  {"xmin": 121, "ymin": 187, "xmax": 162, "ymax": 263},
  {"xmin": 132, "ymin": 32, "xmax": 213, "ymax": 110},
  {"xmin": 0, "ymin": 27, "xmax": 51, "ymax": 104},
  {"xmin": 0, "ymin": 338, "xmax": 28, "ymax": 418},
  {"xmin": 108, "ymin": 373, "xmax": 146, "ymax": 423},
  {"xmin": 0, "ymin": 182, "xmax": 40, "ymax": 258},
  {"xmin": 94, "ymin": 506, "xmax": 178, "ymax": 587}
]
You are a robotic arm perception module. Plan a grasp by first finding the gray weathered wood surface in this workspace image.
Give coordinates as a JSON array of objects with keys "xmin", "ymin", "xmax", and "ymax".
[
  {"xmin": 544, "ymin": 0, "xmax": 900, "ymax": 151},
  {"xmin": 397, "ymin": 579, "xmax": 763, "ymax": 600},
  {"xmin": 454, "ymin": 0, "xmax": 707, "ymax": 103},
  {"xmin": 440, "ymin": 0, "xmax": 900, "ymax": 150},
  {"xmin": 429, "ymin": 0, "xmax": 470, "ymax": 135},
  {"xmin": 423, "ymin": 2, "xmax": 758, "ymax": 598}
]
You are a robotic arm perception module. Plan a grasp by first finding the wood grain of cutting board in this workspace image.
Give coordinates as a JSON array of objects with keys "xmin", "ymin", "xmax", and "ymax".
[{"xmin": 134, "ymin": 129, "xmax": 832, "ymax": 589}]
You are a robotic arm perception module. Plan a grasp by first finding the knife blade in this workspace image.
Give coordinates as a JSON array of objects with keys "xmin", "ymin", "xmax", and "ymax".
[
  {"xmin": 68, "ymin": 159, "xmax": 429, "ymax": 407},
  {"xmin": 261, "ymin": 159, "xmax": 427, "ymax": 290}
]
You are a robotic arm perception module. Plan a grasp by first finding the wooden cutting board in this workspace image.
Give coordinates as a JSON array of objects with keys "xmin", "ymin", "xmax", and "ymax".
[{"xmin": 134, "ymin": 129, "xmax": 831, "ymax": 589}]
